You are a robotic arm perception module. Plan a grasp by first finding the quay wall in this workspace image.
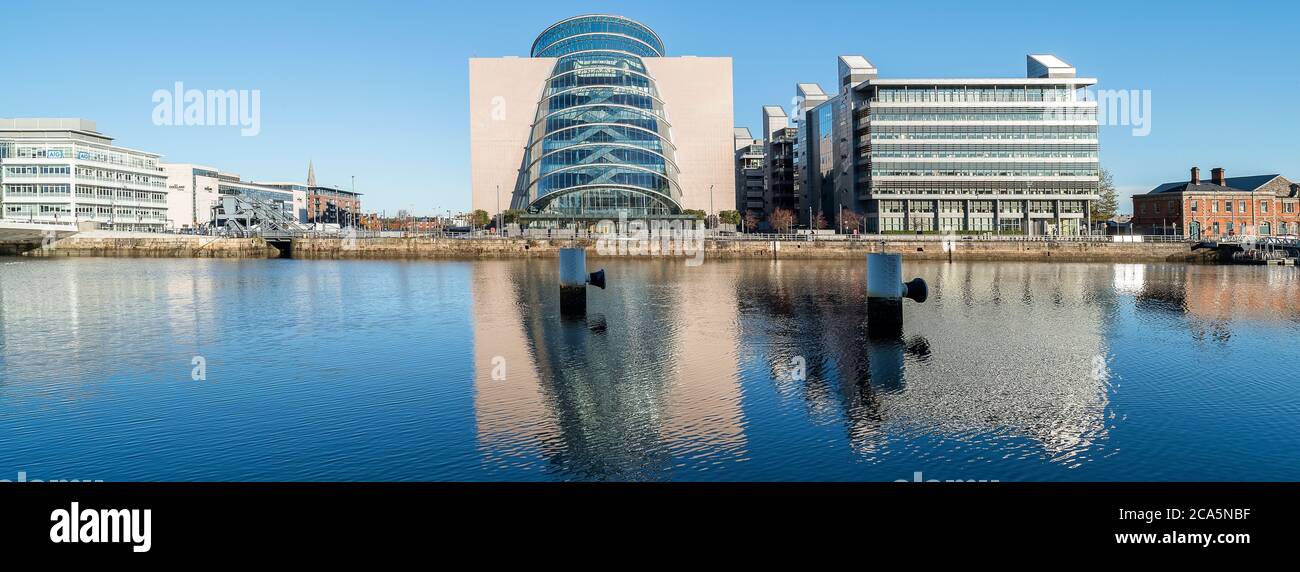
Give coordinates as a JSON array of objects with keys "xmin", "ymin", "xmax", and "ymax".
[
  {"xmin": 19, "ymin": 232, "xmax": 280, "ymax": 258},
  {"xmin": 291, "ymin": 237, "xmax": 1207, "ymax": 263},
  {"xmin": 8, "ymin": 233, "xmax": 1210, "ymax": 263}
]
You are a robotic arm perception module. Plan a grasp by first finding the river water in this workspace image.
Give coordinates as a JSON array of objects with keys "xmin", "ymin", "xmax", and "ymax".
[{"xmin": 0, "ymin": 256, "xmax": 1297, "ymax": 481}]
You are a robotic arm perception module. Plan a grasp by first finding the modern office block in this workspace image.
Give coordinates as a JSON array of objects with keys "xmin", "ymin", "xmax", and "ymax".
[
  {"xmin": 0, "ymin": 118, "xmax": 168, "ymax": 231},
  {"xmin": 791, "ymin": 55, "xmax": 1099, "ymax": 235}
]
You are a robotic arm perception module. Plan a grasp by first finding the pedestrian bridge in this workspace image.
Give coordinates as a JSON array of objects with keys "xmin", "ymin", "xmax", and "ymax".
[
  {"xmin": 1195, "ymin": 236, "xmax": 1300, "ymax": 260},
  {"xmin": 0, "ymin": 220, "xmax": 88, "ymax": 254}
]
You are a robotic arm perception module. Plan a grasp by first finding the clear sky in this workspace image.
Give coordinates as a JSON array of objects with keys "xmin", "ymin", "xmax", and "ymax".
[{"xmin": 5, "ymin": 0, "xmax": 1297, "ymax": 215}]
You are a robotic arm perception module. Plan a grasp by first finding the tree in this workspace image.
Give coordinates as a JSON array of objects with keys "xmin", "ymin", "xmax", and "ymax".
[
  {"xmin": 471, "ymin": 209, "xmax": 490, "ymax": 228},
  {"xmin": 681, "ymin": 209, "xmax": 707, "ymax": 221},
  {"xmin": 743, "ymin": 212, "xmax": 760, "ymax": 233},
  {"xmin": 839, "ymin": 209, "xmax": 861, "ymax": 234},
  {"xmin": 813, "ymin": 212, "xmax": 828, "ymax": 230},
  {"xmin": 718, "ymin": 210, "xmax": 741, "ymax": 227},
  {"xmin": 769, "ymin": 208, "xmax": 794, "ymax": 233},
  {"xmin": 1093, "ymin": 168, "xmax": 1119, "ymax": 223},
  {"xmin": 502, "ymin": 209, "xmax": 523, "ymax": 225}
]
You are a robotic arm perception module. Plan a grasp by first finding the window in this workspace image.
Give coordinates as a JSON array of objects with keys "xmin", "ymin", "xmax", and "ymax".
[
  {"xmin": 1225, "ymin": 201, "xmax": 1232, "ymax": 213},
  {"xmin": 1190, "ymin": 200, "xmax": 1198, "ymax": 212},
  {"xmin": 1212, "ymin": 201, "xmax": 1219, "ymax": 213},
  {"xmin": 1240, "ymin": 201, "xmax": 1247, "ymax": 213}
]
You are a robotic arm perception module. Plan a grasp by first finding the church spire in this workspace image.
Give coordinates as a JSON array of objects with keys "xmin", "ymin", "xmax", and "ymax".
[{"xmin": 307, "ymin": 160, "xmax": 317, "ymax": 188}]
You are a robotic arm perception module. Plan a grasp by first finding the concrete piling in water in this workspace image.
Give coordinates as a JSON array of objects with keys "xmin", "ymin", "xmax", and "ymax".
[
  {"xmin": 866, "ymin": 252, "xmax": 928, "ymax": 339},
  {"xmin": 559, "ymin": 248, "xmax": 607, "ymax": 315}
]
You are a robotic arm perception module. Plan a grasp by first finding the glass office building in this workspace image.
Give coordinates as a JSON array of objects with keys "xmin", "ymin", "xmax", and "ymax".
[{"xmin": 522, "ymin": 15, "xmax": 683, "ymax": 219}]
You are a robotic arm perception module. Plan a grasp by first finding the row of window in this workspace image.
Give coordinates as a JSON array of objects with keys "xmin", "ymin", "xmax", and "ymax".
[
  {"xmin": 2, "ymin": 184, "xmax": 70, "ymax": 196},
  {"xmin": 871, "ymin": 150, "xmax": 1098, "ymax": 159},
  {"xmin": 0, "ymin": 143, "xmax": 158, "ymax": 170},
  {"xmin": 872, "ymin": 126, "xmax": 1097, "ymax": 141},
  {"xmin": 872, "ymin": 111, "xmax": 1097, "ymax": 122},
  {"xmin": 879, "ymin": 200, "xmax": 1084, "ymax": 214},
  {"xmin": 4, "ymin": 165, "xmax": 71, "ymax": 176},
  {"xmin": 1199, "ymin": 222, "xmax": 1295, "ymax": 236},
  {"xmin": 1145, "ymin": 199, "xmax": 1299, "ymax": 215},
  {"xmin": 873, "ymin": 167, "xmax": 1098, "ymax": 177},
  {"xmin": 874, "ymin": 86, "xmax": 1079, "ymax": 103},
  {"xmin": 74, "ymin": 185, "xmax": 166, "ymax": 203}
]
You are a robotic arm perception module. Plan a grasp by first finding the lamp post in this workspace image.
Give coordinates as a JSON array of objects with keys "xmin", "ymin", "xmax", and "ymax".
[{"xmin": 708, "ymin": 184, "xmax": 715, "ymax": 230}]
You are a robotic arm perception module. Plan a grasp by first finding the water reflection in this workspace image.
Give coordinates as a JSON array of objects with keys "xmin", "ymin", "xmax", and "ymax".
[
  {"xmin": 473, "ymin": 260, "xmax": 745, "ymax": 480},
  {"xmin": 472, "ymin": 259, "xmax": 1196, "ymax": 479},
  {"xmin": 2, "ymin": 256, "xmax": 1295, "ymax": 481}
]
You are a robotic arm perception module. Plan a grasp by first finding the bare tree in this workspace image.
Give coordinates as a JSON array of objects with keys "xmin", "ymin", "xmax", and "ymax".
[
  {"xmin": 769, "ymin": 208, "xmax": 794, "ymax": 233},
  {"xmin": 839, "ymin": 209, "xmax": 861, "ymax": 234}
]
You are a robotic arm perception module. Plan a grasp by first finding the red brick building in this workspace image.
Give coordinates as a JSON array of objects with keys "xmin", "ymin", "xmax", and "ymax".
[
  {"xmin": 1131, "ymin": 167, "xmax": 1300, "ymax": 239},
  {"xmin": 307, "ymin": 186, "xmax": 362, "ymax": 226}
]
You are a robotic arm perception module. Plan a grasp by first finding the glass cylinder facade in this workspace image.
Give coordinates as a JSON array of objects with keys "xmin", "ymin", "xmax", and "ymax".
[{"xmin": 524, "ymin": 15, "xmax": 682, "ymax": 218}]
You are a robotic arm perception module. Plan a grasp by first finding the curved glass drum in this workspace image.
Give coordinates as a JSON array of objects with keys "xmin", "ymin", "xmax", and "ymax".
[{"xmin": 524, "ymin": 15, "xmax": 683, "ymax": 220}]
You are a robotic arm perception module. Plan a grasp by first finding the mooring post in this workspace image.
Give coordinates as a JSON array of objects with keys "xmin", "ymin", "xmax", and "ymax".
[
  {"xmin": 559, "ymin": 247, "xmax": 606, "ymax": 315},
  {"xmin": 866, "ymin": 252, "xmax": 927, "ymax": 338}
]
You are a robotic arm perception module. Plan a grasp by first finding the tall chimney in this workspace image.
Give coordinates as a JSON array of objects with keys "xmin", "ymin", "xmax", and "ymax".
[
  {"xmin": 1191, "ymin": 167, "xmax": 1200, "ymax": 185},
  {"xmin": 1211, "ymin": 167, "xmax": 1226, "ymax": 186}
]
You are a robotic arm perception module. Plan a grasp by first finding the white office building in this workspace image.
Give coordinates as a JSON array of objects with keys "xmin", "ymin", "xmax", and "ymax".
[
  {"xmin": 162, "ymin": 163, "xmax": 222, "ymax": 231},
  {"xmin": 0, "ymin": 118, "xmax": 168, "ymax": 231}
]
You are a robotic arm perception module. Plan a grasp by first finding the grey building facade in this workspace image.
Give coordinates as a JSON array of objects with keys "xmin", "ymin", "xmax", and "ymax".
[
  {"xmin": 733, "ymin": 128, "xmax": 765, "ymax": 222},
  {"xmin": 791, "ymin": 54, "xmax": 1099, "ymax": 235}
]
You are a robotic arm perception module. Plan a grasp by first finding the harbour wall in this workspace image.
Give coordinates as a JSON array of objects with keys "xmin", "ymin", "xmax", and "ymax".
[
  {"xmin": 15, "ymin": 231, "xmax": 280, "ymax": 258},
  {"xmin": 290, "ymin": 237, "xmax": 1206, "ymax": 263},
  {"xmin": 8, "ymin": 233, "xmax": 1210, "ymax": 262}
]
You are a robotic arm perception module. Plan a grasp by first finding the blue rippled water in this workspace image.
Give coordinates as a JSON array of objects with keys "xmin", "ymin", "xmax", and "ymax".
[{"xmin": 0, "ymin": 257, "xmax": 1297, "ymax": 481}]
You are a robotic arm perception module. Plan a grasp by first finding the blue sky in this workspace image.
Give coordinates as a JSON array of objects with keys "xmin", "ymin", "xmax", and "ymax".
[{"xmin": 5, "ymin": 0, "xmax": 1297, "ymax": 214}]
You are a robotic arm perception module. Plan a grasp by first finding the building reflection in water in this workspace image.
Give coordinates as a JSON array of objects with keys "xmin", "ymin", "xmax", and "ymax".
[
  {"xmin": 473, "ymin": 258, "xmax": 1215, "ymax": 477},
  {"xmin": 738, "ymin": 261, "xmax": 1115, "ymax": 465},
  {"xmin": 1132, "ymin": 264, "xmax": 1300, "ymax": 344},
  {"xmin": 472, "ymin": 260, "xmax": 745, "ymax": 480}
]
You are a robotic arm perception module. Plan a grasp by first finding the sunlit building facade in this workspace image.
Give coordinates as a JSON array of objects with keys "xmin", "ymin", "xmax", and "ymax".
[
  {"xmin": 793, "ymin": 55, "xmax": 1100, "ymax": 235},
  {"xmin": 470, "ymin": 15, "xmax": 734, "ymax": 225},
  {"xmin": 0, "ymin": 118, "xmax": 168, "ymax": 231}
]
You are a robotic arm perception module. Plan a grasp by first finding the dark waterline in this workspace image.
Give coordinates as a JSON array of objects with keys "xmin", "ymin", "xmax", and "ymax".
[{"xmin": 0, "ymin": 256, "xmax": 1297, "ymax": 482}]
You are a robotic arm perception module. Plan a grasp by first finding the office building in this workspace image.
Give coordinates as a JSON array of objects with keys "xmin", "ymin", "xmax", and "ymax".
[
  {"xmin": 162, "ymin": 163, "xmax": 222, "ymax": 231},
  {"xmin": 0, "ymin": 118, "xmax": 168, "ymax": 231},
  {"xmin": 1132, "ymin": 167, "xmax": 1300, "ymax": 238},
  {"xmin": 790, "ymin": 55, "xmax": 1099, "ymax": 234},
  {"xmin": 734, "ymin": 128, "xmax": 765, "ymax": 221},
  {"xmin": 469, "ymin": 14, "xmax": 735, "ymax": 225}
]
